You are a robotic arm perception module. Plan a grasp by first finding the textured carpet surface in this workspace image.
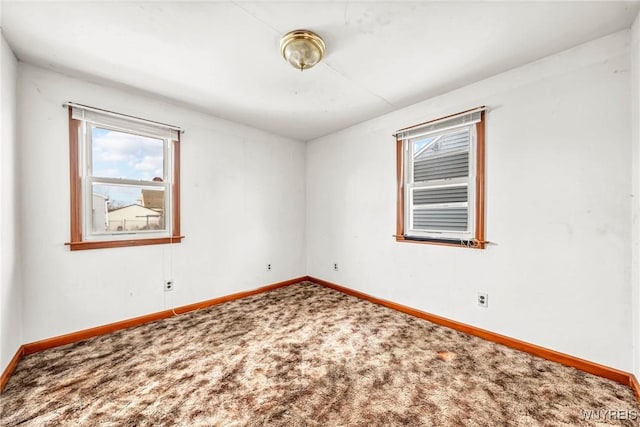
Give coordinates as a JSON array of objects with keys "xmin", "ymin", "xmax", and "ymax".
[{"xmin": 1, "ymin": 282, "xmax": 638, "ymax": 426}]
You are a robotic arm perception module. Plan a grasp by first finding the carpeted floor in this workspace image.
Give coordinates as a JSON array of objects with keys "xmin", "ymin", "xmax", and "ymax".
[{"xmin": 1, "ymin": 281, "xmax": 638, "ymax": 426}]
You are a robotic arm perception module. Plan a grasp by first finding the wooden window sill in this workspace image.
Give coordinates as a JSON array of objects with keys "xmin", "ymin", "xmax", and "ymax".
[
  {"xmin": 65, "ymin": 236, "xmax": 184, "ymax": 251},
  {"xmin": 395, "ymin": 235, "xmax": 486, "ymax": 249}
]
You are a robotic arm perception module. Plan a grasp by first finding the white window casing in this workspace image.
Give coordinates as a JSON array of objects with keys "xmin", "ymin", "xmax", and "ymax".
[
  {"xmin": 399, "ymin": 110, "xmax": 483, "ymax": 242},
  {"xmin": 72, "ymin": 105, "xmax": 178, "ymax": 241}
]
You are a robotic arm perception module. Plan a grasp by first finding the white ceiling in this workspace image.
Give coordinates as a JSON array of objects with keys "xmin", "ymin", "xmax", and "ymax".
[{"xmin": 2, "ymin": 1, "xmax": 639, "ymax": 141}]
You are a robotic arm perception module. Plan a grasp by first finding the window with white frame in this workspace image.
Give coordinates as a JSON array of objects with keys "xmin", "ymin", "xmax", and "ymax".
[
  {"xmin": 396, "ymin": 108, "xmax": 486, "ymax": 248},
  {"xmin": 67, "ymin": 104, "xmax": 182, "ymax": 250}
]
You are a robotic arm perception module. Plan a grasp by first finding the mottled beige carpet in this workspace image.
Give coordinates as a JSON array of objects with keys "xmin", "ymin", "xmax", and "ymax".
[{"xmin": 1, "ymin": 282, "xmax": 638, "ymax": 426}]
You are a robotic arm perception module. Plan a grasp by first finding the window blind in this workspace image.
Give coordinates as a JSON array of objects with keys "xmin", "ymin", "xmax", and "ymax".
[
  {"xmin": 396, "ymin": 108, "xmax": 483, "ymax": 140},
  {"xmin": 69, "ymin": 103, "xmax": 180, "ymax": 140}
]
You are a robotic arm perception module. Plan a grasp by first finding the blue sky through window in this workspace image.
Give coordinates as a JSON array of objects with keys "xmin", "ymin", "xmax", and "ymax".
[
  {"xmin": 413, "ymin": 136, "xmax": 433, "ymax": 157},
  {"xmin": 91, "ymin": 127, "xmax": 164, "ymax": 208}
]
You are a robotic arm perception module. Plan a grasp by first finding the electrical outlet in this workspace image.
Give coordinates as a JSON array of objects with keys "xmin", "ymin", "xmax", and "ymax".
[
  {"xmin": 267, "ymin": 264, "xmax": 272, "ymax": 271},
  {"xmin": 164, "ymin": 280, "xmax": 173, "ymax": 292},
  {"xmin": 477, "ymin": 292, "xmax": 488, "ymax": 308},
  {"xmin": 333, "ymin": 263, "xmax": 339, "ymax": 271}
]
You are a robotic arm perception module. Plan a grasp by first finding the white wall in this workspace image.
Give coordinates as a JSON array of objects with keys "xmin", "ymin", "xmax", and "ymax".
[
  {"xmin": 18, "ymin": 64, "xmax": 306, "ymax": 343},
  {"xmin": 1, "ymin": 33, "xmax": 23, "ymax": 373},
  {"xmin": 307, "ymin": 31, "xmax": 633, "ymax": 371},
  {"xmin": 631, "ymin": 10, "xmax": 640, "ymax": 379}
]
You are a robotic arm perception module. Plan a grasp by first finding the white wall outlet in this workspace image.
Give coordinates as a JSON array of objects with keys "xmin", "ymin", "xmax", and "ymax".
[
  {"xmin": 478, "ymin": 292, "xmax": 488, "ymax": 308},
  {"xmin": 164, "ymin": 280, "xmax": 174, "ymax": 292},
  {"xmin": 267, "ymin": 263, "xmax": 272, "ymax": 271},
  {"xmin": 333, "ymin": 263, "xmax": 339, "ymax": 271}
]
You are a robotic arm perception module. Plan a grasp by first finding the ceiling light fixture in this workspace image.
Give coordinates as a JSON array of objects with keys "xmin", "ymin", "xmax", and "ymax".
[{"xmin": 280, "ymin": 29, "xmax": 326, "ymax": 71}]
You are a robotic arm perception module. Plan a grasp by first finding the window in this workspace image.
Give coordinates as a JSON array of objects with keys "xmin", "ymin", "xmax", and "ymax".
[
  {"xmin": 396, "ymin": 107, "xmax": 486, "ymax": 248},
  {"xmin": 67, "ymin": 104, "xmax": 182, "ymax": 250}
]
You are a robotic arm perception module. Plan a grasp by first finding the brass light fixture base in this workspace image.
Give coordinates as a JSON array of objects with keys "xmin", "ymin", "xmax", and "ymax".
[{"xmin": 280, "ymin": 29, "xmax": 326, "ymax": 71}]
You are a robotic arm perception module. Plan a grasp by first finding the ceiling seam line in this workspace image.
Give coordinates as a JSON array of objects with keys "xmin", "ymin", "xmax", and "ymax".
[
  {"xmin": 230, "ymin": 1, "xmax": 283, "ymax": 35},
  {"xmin": 231, "ymin": 0, "xmax": 395, "ymax": 109},
  {"xmin": 321, "ymin": 61, "xmax": 397, "ymax": 108}
]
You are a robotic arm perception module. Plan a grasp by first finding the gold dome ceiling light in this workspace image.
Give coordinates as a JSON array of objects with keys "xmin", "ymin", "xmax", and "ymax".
[{"xmin": 280, "ymin": 30, "xmax": 326, "ymax": 71}]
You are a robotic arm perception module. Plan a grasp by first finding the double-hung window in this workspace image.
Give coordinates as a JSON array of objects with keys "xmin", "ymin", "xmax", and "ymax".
[
  {"xmin": 67, "ymin": 103, "xmax": 182, "ymax": 250},
  {"xmin": 396, "ymin": 107, "xmax": 486, "ymax": 248}
]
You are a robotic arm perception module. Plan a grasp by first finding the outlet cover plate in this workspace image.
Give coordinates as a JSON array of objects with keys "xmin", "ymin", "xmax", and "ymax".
[{"xmin": 477, "ymin": 292, "xmax": 488, "ymax": 308}]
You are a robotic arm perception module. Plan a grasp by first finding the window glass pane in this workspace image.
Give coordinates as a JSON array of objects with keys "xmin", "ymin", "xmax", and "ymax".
[
  {"xmin": 413, "ymin": 128, "xmax": 469, "ymax": 160},
  {"xmin": 413, "ymin": 207, "xmax": 468, "ymax": 232},
  {"xmin": 414, "ymin": 152, "xmax": 469, "ymax": 182},
  {"xmin": 413, "ymin": 186, "xmax": 467, "ymax": 205},
  {"xmin": 91, "ymin": 127, "xmax": 164, "ymax": 181},
  {"xmin": 92, "ymin": 184, "xmax": 165, "ymax": 233}
]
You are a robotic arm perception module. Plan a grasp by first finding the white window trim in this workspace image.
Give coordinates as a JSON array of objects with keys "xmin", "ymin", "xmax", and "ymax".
[
  {"xmin": 395, "ymin": 106, "xmax": 488, "ymax": 246},
  {"xmin": 79, "ymin": 118, "xmax": 173, "ymax": 241},
  {"xmin": 403, "ymin": 124, "xmax": 477, "ymax": 241}
]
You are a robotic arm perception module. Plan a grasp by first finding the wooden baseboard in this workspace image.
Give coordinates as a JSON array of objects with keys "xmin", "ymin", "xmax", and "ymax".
[
  {"xmin": 308, "ymin": 276, "xmax": 635, "ymax": 388},
  {"xmin": 22, "ymin": 277, "xmax": 305, "ymax": 356},
  {"xmin": 5, "ymin": 274, "xmax": 639, "ymax": 404},
  {"xmin": 0, "ymin": 345, "xmax": 24, "ymax": 393},
  {"xmin": 630, "ymin": 374, "xmax": 640, "ymax": 401}
]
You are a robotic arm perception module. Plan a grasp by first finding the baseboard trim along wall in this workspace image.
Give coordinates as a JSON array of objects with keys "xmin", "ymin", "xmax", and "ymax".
[
  {"xmin": 0, "ymin": 346, "xmax": 25, "ymax": 393},
  {"xmin": 631, "ymin": 374, "xmax": 640, "ymax": 401},
  {"xmin": 22, "ymin": 276, "xmax": 305, "ymax": 356},
  {"xmin": 307, "ymin": 276, "xmax": 639, "ymax": 397},
  {"xmin": 2, "ymin": 274, "xmax": 638, "ymax": 402},
  {"xmin": 0, "ymin": 276, "xmax": 304, "ymax": 392}
]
